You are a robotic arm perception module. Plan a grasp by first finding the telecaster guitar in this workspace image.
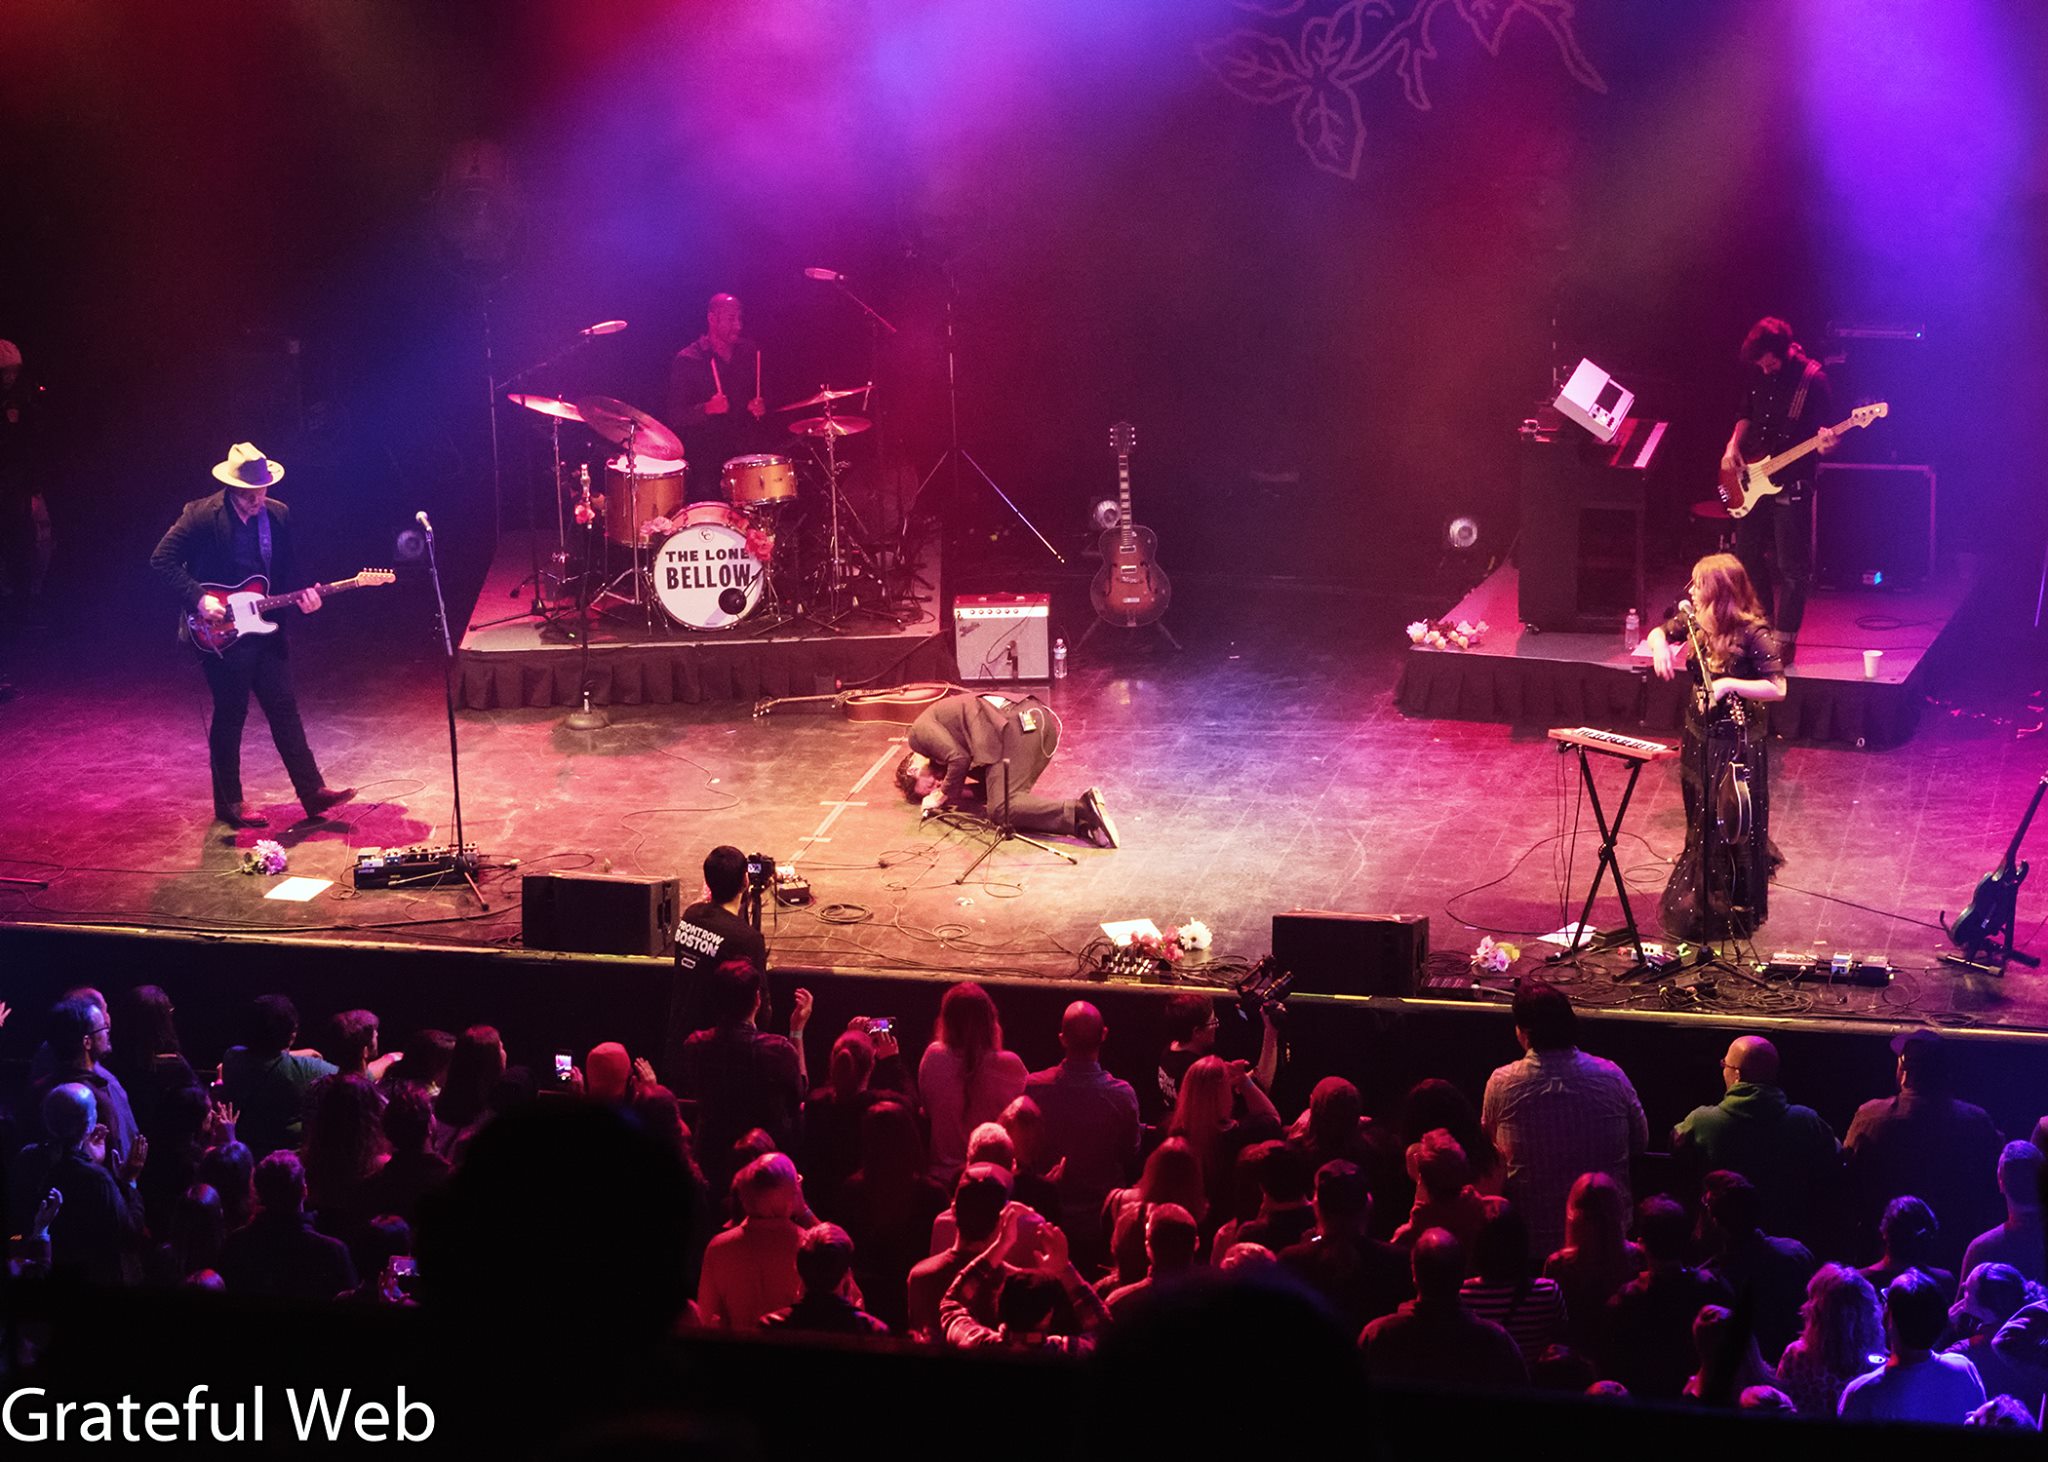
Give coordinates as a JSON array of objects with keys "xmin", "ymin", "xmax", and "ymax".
[
  {"xmin": 1718, "ymin": 401, "xmax": 1888, "ymax": 518},
  {"xmin": 185, "ymin": 569, "xmax": 396, "ymax": 656},
  {"xmin": 1089, "ymin": 420, "xmax": 1170, "ymax": 628}
]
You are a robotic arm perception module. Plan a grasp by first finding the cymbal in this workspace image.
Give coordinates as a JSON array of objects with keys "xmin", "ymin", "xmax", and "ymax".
[
  {"xmin": 507, "ymin": 393, "xmax": 583, "ymax": 422},
  {"xmin": 573, "ymin": 395, "xmax": 684, "ymax": 461},
  {"xmin": 790, "ymin": 415, "xmax": 871, "ymax": 439},
  {"xmin": 780, "ymin": 385, "xmax": 868, "ymax": 412}
]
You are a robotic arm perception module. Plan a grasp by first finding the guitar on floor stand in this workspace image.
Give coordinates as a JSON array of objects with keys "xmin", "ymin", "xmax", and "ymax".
[
  {"xmin": 1082, "ymin": 421, "xmax": 1178, "ymax": 650},
  {"xmin": 1941, "ymin": 773, "xmax": 2047, "ymax": 977}
]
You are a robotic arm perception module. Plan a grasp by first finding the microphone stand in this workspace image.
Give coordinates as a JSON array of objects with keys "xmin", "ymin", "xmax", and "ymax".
[
  {"xmin": 953, "ymin": 752, "xmax": 1077, "ymax": 885},
  {"xmin": 421, "ymin": 518, "xmax": 486, "ymax": 906}
]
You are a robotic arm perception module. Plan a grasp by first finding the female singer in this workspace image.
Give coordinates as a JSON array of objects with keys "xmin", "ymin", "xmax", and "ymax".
[{"xmin": 1645, "ymin": 553, "xmax": 1786, "ymax": 940}]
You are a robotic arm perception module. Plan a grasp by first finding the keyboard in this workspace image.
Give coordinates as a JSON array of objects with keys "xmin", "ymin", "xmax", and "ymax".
[{"xmin": 1547, "ymin": 726, "xmax": 1677, "ymax": 762}]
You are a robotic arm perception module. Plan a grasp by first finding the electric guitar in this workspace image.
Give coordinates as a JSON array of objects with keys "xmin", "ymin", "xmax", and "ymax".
[
  {"xmin": 1717, "ymin": 401, "xmax": 1888, "ymax": 518},
  {"xmin": 185, "ymin": 570, "xmax": 397, "ymax": 656},
  {"xmin": 1089, "ymin": 421, "xmax": 1170, "ymax": 628},
  {"xmin": 1945, "ymin": 774, "xmax": 2048, "ymax": 963}
]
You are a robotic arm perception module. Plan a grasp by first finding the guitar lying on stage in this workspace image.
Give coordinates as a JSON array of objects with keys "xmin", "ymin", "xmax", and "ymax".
[
  {"xmin": 184, "ymin": 569, "xmax": 397, "ymax": 656},
  {"xmin": 1717, "ymin": 401, "xmax": 1888, "ymax": 518}
]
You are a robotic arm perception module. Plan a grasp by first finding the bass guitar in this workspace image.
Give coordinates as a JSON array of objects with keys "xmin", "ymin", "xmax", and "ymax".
[
  {"xmin": 1089, "ymin": 421, "xmax": 1170, "ymax": 628},
  {"xmin": 1718, "ymin": 401, "xmax": 1887, "ymax": 518},
  {"xmin": 185, "ymin": 569, "xmax": 397, "ymax": 656},
  {"xmin": 1944, "ymin": 774, "xmax": 2048, "ymax": 969}
]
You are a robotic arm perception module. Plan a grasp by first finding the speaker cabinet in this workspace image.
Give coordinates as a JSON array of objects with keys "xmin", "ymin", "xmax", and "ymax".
[
  {"xmin": 1815, "ymin": 463, "xmax": 1935, "ymax": 588},
  {"xmin": 522, "ymin": 872, "xmax": 679, "ymax": 956},
  {"xmin": 1272, "ymin": 910, "xmax": 1429, "ymax": 997},
  {"xmin": 954, "ymin": 593, "xmax": 1051, "ymax": 681}
]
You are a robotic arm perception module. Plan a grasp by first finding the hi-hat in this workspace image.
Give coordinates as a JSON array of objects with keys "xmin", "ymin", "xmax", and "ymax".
[
  {"xmin": 780, "ymin": 385, "xmax": 868, "ymax": 412},
  {"xmin": 573, "ymin": 395, "xmax": 684, "ymax": 461},
  {"xmin": 790, "ymin": 415, "xmax": 871, "ymax": 439},
  {"xmin": 507, "ymin": 393, "xmax": 584, "ymax": 422}
]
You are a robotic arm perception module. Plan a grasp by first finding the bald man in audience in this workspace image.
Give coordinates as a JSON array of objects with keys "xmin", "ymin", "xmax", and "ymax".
[
  {"xmin": 1673, "ymin": 1035, "xmax": 1841, "ymax": 1247},
  {"xmin": 1025, "ymin": 1001, "xmax": 1140, "ymax": 1259}
]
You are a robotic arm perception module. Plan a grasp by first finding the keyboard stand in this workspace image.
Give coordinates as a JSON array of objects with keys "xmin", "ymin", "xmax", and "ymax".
[{"xmin": 1546, "ymin": 742, "xmax": 1656, "ymax": 976}]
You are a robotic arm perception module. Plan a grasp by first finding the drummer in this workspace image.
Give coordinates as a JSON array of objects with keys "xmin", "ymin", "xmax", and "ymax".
[{"xmin": 667, "ymin": 293, "xmax": 765, "ymax": 504}]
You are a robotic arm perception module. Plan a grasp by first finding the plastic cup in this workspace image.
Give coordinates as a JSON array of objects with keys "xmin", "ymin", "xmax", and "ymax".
[{"xmin": 1863, "ymin": 649, "xmax": 1883, "ymax": 680}]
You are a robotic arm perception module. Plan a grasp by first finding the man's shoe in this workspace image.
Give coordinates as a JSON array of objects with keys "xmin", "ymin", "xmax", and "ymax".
[
  {"xmin": 1079, "ymin": 787, "xmax": 1119, "ymax": 849},
  {"xmin": 301, "ymin": 786, "xmax": 357, "ymax": 820},
  {"xmin": 217, "ymin": 804, "xmax": 269, "ymax": 830}
]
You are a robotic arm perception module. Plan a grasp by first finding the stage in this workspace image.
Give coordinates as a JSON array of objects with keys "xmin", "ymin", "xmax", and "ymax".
[
  {"xmin": 454, "ymin": 530, "xmax": 953, "ymax": 709},
  {"xmin": 2, "ymin": 566, "xmax": 2046, "ymax": 1044},
  {"xmin": 1395, "ymin": 559, "xmax": 1974, "ymax": 749}
]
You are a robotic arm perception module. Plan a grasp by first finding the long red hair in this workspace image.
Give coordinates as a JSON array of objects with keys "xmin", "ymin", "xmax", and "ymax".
[{"xmin": 1687, "ymin": 553, "xmax": 1769, "ymax": 674}]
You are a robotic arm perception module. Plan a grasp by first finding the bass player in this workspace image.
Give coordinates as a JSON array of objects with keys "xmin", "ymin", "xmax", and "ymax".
[
  {"xmin": 149, "ymin": 443, "xmax": 354, "ymax": 830},
  {"xmin": 1722, "ymin": 317, "xmax": 1839, "ymax": 663}
]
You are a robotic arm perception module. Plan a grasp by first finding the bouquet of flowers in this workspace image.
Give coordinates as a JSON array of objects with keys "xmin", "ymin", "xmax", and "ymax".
[
  {"xmin": 1406, "ymin": 618, "xmax": 1489, "ymax": 651},
  {"xmin": 1470, "ymin": 935, "xmax": 1520, "ymax": 974},
  {"xmin": 240, "ymin": 840, "xmax": 287, "ymax": 876}
]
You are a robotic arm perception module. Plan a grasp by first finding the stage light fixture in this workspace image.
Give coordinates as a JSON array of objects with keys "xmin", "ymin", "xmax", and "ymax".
[
  {"xmin": 1091, "ymin": 499, "xmax": 1120, "ymax": 530},
  {"xmin": 1445, "ymin": 516, "xmax": 1481, "ymax": 551}
]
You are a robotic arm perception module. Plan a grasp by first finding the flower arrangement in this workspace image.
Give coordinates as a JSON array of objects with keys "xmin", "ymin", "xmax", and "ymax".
[
  {"xmin": 1407, "ymin": 617, "xmax": 1489, "ymax": 651},
  {"xmin": 1470, "ymin": 935, "xmax": 1520, "ymax": 974},
  {"xmin": 240, "ymin": 840, "xmax": 287, "ymax": 876}
]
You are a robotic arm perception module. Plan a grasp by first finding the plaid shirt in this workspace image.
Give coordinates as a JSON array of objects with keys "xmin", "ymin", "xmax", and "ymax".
[{"xmin": 1482, "ymin": 1047, "xmax": 1649, "ymax": 1258}]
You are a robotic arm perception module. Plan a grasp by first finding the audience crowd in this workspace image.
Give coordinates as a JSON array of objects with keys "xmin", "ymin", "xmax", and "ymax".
[{"xmin": 5, "ymin": 956, "xmax": 2047, "ymax": 1430}]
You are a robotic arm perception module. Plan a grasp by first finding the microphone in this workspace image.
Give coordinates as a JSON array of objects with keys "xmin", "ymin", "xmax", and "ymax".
[
  {"xmin": 581, "ymin": 319, "xmax": 628, "ymax": 336},
  {"xmin": 803, "ymin": 267, "xmax": 844, "ymax": 283},
  {"xmin": 416, "ymin": 510, "xmax": 434, "ymax": 535}
]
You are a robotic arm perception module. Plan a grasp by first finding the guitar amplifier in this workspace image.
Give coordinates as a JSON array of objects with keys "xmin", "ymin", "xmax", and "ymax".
[
  {"xmin": 522, "ymin": 871, "xmax": 679, "ymax": 956},
  {"xmin": 1272, "ymin": 910, "xmax": 1429, "ymax": 997},
  {"xmin": 1815, "ymin": 463, "xmax": 1935, "ymax": 588},
  {"xmin": 953, "ymin": 593, "xmax": 1050, "ymax": 681}
]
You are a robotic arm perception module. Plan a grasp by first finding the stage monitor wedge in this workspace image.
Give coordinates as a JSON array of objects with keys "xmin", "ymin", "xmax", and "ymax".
[
  {"xmin": 523, "ymin": 871, "xmax": 679, "ymax": 957},
  {"xmin": 1272, "ymin": 910, "xmax": 1429, "ymax": 998}
]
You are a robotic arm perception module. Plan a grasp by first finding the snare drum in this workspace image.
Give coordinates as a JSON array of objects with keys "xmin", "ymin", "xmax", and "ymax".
[
  {"xmin": 652, "ymin": 504, "xmax": 767, "ymax": 630},
  {"xmin": 721, "ymin": 454, "xmax": 798, "ymax": 508},
  {"xmin": 603, "ymin": 454, "xmax": 687, "ymax": 545}
]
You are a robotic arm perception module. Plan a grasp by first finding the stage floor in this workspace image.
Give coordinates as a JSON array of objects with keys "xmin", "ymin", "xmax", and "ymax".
[{"xmin": 1, "ymin": 570, "xmax": 2045, "ymax": 1035}]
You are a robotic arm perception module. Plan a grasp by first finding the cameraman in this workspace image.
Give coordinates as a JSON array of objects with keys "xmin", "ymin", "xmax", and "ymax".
[{"xmin": 667, "ymin": 846, "xmax": 771, "ymax": 1062}]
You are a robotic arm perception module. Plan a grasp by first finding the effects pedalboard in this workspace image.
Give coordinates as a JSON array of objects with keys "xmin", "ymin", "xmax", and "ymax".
[
  {"xmin": 352, "ymin": 843, "xmax": 482, "ymax": 889},
  {"xmin": 1765, "ymin": 952, "xmax": 1895, "ymax": 987}
]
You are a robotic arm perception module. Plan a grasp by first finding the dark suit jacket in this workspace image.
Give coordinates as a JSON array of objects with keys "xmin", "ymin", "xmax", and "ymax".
[
  {"xmin": 149, "ymin": 489, "xmax": 301, "ymax": 624},
  {"xmin": 907, "ymin": 694, "xmax": 1059, "ymax": 806}
]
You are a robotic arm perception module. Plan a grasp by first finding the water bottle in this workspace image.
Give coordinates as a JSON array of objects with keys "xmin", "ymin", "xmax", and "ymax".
[
  {"xmin": 1622, "ymin": 607, "xmax": 1640, "ymax": 657},
  {"xmin": 1052, "ymin": 637, "xmax": 1068, "ymax": 680}
]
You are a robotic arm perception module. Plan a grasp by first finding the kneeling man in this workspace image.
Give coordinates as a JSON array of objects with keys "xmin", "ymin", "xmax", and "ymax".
[{"xmin": 896, "ymin": 691, "xmax": 1118, "ymax": 848}]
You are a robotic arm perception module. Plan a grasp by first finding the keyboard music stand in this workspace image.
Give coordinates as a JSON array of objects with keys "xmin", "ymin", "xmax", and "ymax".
[{"xmin": 1544, "ymin": 729, "xmax": 1673, "ymax": 976}]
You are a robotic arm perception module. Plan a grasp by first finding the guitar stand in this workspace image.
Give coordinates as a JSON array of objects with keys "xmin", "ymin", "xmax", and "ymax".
[
  {"xmin": 1940, "ymin": 937, "xmax": 2039, "ymax": 979},
  {"xmin": 1546, "ymin": 743, "xmax": 1656, "ymax": 976},
  {"xmin": 1078, "ymin": 617, "xmax": 1181, "ymax": 651},
  {"xmin": 951, "ymin": 758, "xmax": 1078, "ymax": 885}
]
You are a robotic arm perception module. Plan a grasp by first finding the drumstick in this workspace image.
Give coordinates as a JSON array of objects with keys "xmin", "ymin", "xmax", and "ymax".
[
  {"xmin": 754, "ymin": 350, "xmax": 761, "ymax": 401},
  {"xmin": 710, "ymin": 356, "xmax": 723, "ymax": 398}
]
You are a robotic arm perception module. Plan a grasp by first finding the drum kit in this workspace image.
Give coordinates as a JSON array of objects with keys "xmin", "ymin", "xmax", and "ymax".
[{"xmin": 503, "ymin": 381, "xmax": 896, "ymax": 635}]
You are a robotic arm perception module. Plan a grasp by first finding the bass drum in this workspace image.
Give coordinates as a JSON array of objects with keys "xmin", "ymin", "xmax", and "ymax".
[{"xmin": 652, "ymin": 504, "xmax": 768, "ymax": 630}]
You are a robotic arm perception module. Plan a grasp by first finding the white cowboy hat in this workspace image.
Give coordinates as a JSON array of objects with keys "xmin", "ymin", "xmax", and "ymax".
[{"xmin": 212, "ymin": 442, "xmax": 285, "ymax": 489}]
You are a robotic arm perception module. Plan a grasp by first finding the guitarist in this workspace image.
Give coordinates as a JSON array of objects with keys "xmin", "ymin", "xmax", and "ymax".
[
  {"xmin": 149, "ymin": 443, "xmax": 354, "ymax": 830},
  {"xmin": 1722, "ymin": 317, "xmax": 1839, "ymax": 664}
]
